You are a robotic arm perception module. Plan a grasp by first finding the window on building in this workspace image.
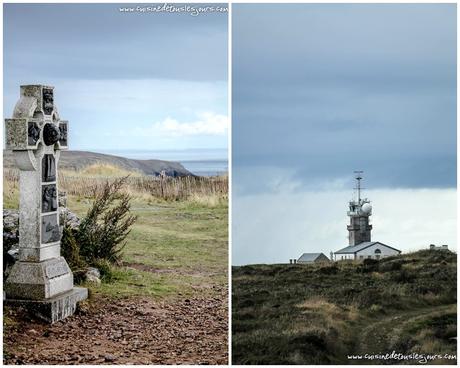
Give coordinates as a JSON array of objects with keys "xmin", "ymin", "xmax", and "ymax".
[
  {"xmin": 375, "ymin": 255, "xmax": 380, "ymax": 260},
  {"xmin": 368, "ymin": 256, "xmax": 372, "ymax": 259},
  {"xmin": 359, "ymin": 255, "xmax": 364, "ymax": 260},
  {"xmin": 375, "ymin": 249, "xmax": 381, "ymax": 254}
]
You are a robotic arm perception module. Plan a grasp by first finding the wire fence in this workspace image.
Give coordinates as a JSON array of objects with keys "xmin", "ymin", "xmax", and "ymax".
[{"xmin": 3, "ymin": 168, "xmax": 228, "ymax": 201}]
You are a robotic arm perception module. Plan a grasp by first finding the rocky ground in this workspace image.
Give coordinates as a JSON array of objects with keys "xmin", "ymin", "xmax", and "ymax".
[{"xmin": 4, "ymin": 291, "xmax": 228, "ymax": 365}]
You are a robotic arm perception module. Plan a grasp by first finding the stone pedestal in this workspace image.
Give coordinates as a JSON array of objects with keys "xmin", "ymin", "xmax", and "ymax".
[
  {"xmin": 4, "ymin": 85, "xmax": 87, "ymax": 323},
  {"xmin": 5, "ymin": 287, "xmax": 88, "ymax": 323}
]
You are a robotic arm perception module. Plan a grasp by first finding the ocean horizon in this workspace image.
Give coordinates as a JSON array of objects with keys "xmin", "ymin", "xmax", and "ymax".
[{"xmin": 93, "ymin": 148, "xmax": 228, "ymax": 177}]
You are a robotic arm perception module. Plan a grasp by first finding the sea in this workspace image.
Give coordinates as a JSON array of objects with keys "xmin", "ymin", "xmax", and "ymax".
[{"xmin": 98, "ymin": 148, "xmax": 228, "ymax": 177}]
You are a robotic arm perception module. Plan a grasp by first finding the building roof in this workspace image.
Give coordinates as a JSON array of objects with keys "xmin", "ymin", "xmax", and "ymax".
[
  {"xmin": 334, "ymin": 241, "xmax": 401, "ymax": 254},
  {"xmin": 297, "ymin": 253, "xmax": 328, "ymax": 262}
]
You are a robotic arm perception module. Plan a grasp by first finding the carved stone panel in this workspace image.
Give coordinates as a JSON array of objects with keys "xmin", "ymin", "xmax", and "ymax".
[
  {"xmin": 41, "ymin": 214, "xmax": 60, "ymax": 243},
  {"xmin": 42, "ymin": 88, "xmax": 54, "ymax": 115},
  {"xmin": 59, "ymin": 121, "xmax": 68, "ymax": 147},
  {"xmin": 28, "ymin": 121, "xmax": 40, "ymax": 145},
  {"xmin": 42, "ymin": 184, "xmax": 58, "ymax": 212},
  {"xmin": 42, "ymin": 155, "xmax": 56, "ymax": 182}
]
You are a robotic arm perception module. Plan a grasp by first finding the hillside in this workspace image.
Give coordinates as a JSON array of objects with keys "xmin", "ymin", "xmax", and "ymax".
[
  {"xmin": 3, "ymin": 150, "xmax": 193, "ymax": 177},
  {"xmin": 232, "ymin": 250, "xmax": 457, "ymax": 365}
]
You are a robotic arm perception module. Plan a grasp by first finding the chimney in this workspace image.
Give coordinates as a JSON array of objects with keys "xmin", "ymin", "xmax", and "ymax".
[
  {"xmin": 289, "ymin": 259, "xmax": 293, "ymax": 264},
  {"xmin": 294, "ymin": 259, "xmax": 297, "ymax": 264},
  {"xmin": 430, "ymin": 244, "xmax": 435, "ymax": 249},
  {"xmin": 442, "ymin": 244, "xmax": 448, "ymax": 249}
]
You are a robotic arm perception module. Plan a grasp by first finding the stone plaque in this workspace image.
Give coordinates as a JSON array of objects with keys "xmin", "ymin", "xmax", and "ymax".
[
  {"xmin": 41, "ymin": 214, "xmax": 60, "ymax": 243},
  {"xmin": 28, "ymin": 121, "xmax": 40, "ymax": 145},
  {"xmin": 42, "ymin": 88, "xmax": 54, "ymax": 115},
  {"xmin": 45, "ymin": 262, "xmax": 69, "ymax": 279},
  {"xmin": 59, "ymin": 121, "xmax": 68, "ymax": 147},
  {"xmin": 42, "ymin": 155, "xmax": 56, "ymax": 182},
  {"xmin": 42, "ymin": 184, "xmax": 58, "ymax": 212}
]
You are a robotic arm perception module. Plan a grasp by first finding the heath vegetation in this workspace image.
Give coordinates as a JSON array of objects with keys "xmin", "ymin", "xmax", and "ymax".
[{"xmin": 232, "ymin": 250, "xmax": 456, "ymax": 365}]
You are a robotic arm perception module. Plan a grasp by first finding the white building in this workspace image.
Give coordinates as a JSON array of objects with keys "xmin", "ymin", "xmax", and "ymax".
[
  {"xmin": 334, "ymin": 241, "xmax": 401, "ymax": 261},
  {"xmin": 333, "ymin": 172, "xmax": 401, "ymax": 261}
]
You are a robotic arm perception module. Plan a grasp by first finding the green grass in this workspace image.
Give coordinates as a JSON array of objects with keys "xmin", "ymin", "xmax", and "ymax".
[
  {"xmin": 68, "ymin": 195, "xmax": 228, "ymax": 299},
  {"xmin": 232, "ymin": 251, "xmax": 457, "ymax": 365},
  {"xmin": 3, "ymin": 180, "xmax": 228, "ymax": 300}
]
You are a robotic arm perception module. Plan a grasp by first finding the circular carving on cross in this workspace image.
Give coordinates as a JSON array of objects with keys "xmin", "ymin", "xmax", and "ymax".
[{"xmin": 43, "ymin": 123, "xmax": 60, "ymax": 146}]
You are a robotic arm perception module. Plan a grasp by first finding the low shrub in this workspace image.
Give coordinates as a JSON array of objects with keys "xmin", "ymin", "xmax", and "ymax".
[
  {"xmin": 379, "ymin": 259, "xmax": 403, "ymax": 272},
  {"xmin": 61, "ymin": 224, "xmax": 86, "ymax": 271},
  {"xmin": 77, "ymin": 177, "xmax": 137, "ymax": 264},
  {"xmin": 317, "ymin": 265, "xmax": 339, "ymax": 275},
  {"xmin": 356, "ymin": 258, "xmax": 379, "ymax": 273},
  {"xmin": 61, "ymin": 177, "xmax": 137, "ymax": 278},
  {"xmin": 390, "ymin": 268, "xmax": 416, "ymax": 283}
]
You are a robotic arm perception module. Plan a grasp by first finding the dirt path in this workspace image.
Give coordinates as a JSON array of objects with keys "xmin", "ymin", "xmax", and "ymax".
[
  {"xmin": 351, "ymin": 304, "xmax": 455, "ymax": 363},
  {"xmin": 4, "ymin": 293, "xmax": 228, "ymax": 365}
]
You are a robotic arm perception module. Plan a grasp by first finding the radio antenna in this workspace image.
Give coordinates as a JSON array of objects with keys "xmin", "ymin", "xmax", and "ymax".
[{"xmin": 354, "ymin": 170, "xmax": 363, "ymax": 203}]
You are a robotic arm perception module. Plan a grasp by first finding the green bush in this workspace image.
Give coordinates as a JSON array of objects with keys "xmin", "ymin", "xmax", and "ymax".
[
  {"xmin": 92, "ymin": 259, "xmax": 114, "ymax": 281},
  {"xmin": 61, "ymin": 177, "xmax": 137, "ymax": 271},
  {"xmin": 61, "ymin": 224, "xmax": 85, "ymax": 271},
  {"xmin": 77, "ymin": 177, "xmax": 137, "ymax": 264},
  {"xmin": 60, "ymin": 225, "xmax": 88, "ymax": 283}
]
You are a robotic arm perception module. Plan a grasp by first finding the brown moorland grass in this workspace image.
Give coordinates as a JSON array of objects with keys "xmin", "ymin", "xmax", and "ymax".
[
  {"xmin": 4, "ymin": 166, "xmax": 228, "ymax": 202},
  {"xmin": 232, "ymin": 251, "xmax": 457, "ymax": 365}
]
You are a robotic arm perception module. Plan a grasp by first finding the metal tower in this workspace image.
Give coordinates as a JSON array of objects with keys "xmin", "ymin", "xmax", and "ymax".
[{"xmin": 347, "ymin": 171, "xmax": 372, "ymax": 246}]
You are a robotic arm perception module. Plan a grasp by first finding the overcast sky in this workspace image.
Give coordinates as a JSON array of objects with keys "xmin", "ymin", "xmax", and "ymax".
[
  {"xmin": 232, "ymin": 4, "xmax": 457, "ymax": 265},
  {"xmin": 233, "ymin": 3, "xmax": 456, "ymax": 191},
  {"xmin": 3, "ymin": 3, "xmax": 228, "ymax": 151}
]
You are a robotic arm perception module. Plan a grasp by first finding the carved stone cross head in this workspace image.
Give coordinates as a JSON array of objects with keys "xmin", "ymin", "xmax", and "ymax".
[
  {"xmin": 3, "ymin": 85, "xmax": 70, "ymax": 258},
  {"xmin": 5, "ymin": 85, "xmax": 68, "ymax": 169}
]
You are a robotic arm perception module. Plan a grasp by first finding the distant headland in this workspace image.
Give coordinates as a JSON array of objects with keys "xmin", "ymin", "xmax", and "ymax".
[{"xmin": 3, "ymin": 150, "xmax": 194, "ymax": 177}]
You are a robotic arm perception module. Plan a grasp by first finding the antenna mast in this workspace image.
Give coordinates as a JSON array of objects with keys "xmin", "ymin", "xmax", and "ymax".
[{"xmin": 354, "ymin": 170, "xmax": 363, "ymax": 203}]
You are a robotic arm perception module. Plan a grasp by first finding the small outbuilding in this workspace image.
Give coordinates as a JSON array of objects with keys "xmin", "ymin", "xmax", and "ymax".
[
  {"xmin": 429, "ymin": 244, "xmax": 451, "ymax": 251},
  {"xmin": 297, "ymin": 253, "xmax": 330, "ymax": 264}
]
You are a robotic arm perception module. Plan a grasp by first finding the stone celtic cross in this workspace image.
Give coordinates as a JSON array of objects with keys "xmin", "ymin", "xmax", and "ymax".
[{"xmin": 5, "ymin": 85, "xmax": 87, "ymax": 323}]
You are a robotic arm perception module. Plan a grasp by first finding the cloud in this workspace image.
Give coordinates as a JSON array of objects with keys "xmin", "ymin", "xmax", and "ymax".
[
  {"xmin": 232, "ymin": 4, "xmax": 456, "ymax": 190},
  {"xmin": 153, "ymin": 112, "xmax": 228, "ymax": 136},
  {"xmin": 3, "ymin": 78, "xmax": 228, "ymax": 150}
]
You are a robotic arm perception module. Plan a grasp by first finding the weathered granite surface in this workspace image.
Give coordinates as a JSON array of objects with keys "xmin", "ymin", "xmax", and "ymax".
[{"xmin": 5, "ymin": 287, "xmax": 88, "ymax": 323}]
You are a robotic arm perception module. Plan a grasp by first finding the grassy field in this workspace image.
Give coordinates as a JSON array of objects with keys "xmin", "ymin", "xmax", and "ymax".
[
  {"xmin": 232, "ymin": 250, "xmax": 457, "ymax": 365},
  {"xmin": 3, "ymin": 163, "xmax": 229, "ymax": 364},
  {"xmin": 3, "ymin": 165, "xmax": 228, "ymax": 300}
]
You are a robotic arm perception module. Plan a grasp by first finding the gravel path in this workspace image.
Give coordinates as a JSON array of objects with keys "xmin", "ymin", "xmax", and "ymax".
[{"xmin": 4, "ymin": 292, "xmax": 228, "ymax": 365}]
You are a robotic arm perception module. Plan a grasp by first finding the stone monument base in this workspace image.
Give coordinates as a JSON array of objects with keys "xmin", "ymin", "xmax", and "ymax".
[
  {"xmin": 5, "ymin": 287, "xmax": 88, "ymax": 323},
  {"xmin": 5, "ymin": 257, "xmax": 74, "ymax": 300}
]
